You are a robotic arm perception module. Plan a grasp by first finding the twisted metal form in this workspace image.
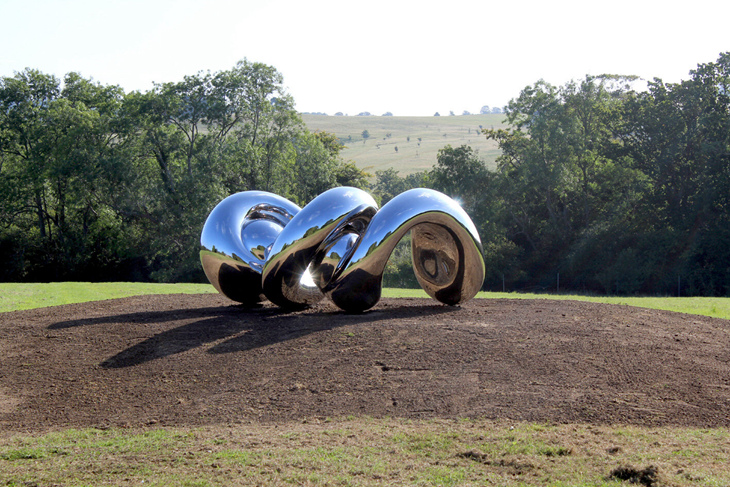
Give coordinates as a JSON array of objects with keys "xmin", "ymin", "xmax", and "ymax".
[{"xmin": 200, "ymin": 187, "xmax": 484, "ymax": 312}]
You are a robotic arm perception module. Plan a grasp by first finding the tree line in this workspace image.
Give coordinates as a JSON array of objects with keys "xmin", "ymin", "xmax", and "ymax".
[
  {"xmin": 0, "ymin": 60, "xmax": 367, "ymax": 282},
  {"xmin": 2, "ymin": 53, "xmax": 729, "ymax": 296},
  {"xmin": 382, "ymin": 52, "xmax": 730, "ymax": 296}
]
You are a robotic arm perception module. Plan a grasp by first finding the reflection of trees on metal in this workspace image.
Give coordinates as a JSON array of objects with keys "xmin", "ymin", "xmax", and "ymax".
[{"xmin": 200, "ymin": 187, "xmax": 485, "ymax": 312}]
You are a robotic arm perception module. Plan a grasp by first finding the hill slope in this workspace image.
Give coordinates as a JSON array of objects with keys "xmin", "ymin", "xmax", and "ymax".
[{"xmin": 302, "ymin": 113, "xmax": 508, "ymax": 176}]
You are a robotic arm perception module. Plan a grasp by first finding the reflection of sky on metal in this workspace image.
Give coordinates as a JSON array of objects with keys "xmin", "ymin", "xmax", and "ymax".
[
  {"xmin": 241, "ymin": 219, "xmax": 283, "ymax": 260},
  {"xmin": 2, "ymin": 0, "xmax": 727, "ymax": 116}
]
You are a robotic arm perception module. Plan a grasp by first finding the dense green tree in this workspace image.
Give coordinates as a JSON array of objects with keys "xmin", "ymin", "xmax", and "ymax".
[
  {"xmin": 616, "ymin": 54, "xmax": 730, "ymax": 294},
  {"xmin": 484, "ymin": 76, "xmax": 647, "ymax": 290},
  {"xmin": 0, "ymin": 69, "xmax": 132, "ymax": 280},
  {"xmin": 0, "ymin": 60, "xmax": 364, "ymax": 282},
  {"xmin": 429, "ymin": 145, "xmax": 488, "ymax": 214},
  {"xmin": 372, "ymin": 168, "xmax": 408, "ymax": 205},
  {"xmin": 333, "ymin": 161, "xmax": 370, "ymax": 189},
  {"xmin": 117, "ymin": 60, "xmax": 337, "ymax": 280},
  {"xmin": 481, "ymin": 54, "xmax": 730, "ymax": 294}
]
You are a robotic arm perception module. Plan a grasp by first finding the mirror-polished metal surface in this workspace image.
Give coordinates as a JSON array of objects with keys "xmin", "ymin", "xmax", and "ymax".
[
  {"xmin": 199, "ymin": 191, "xmax": 301, "ymax": 305},
  {"xmin": 200, "ymin": 187, "xmax": 484, "ymax": 312}
]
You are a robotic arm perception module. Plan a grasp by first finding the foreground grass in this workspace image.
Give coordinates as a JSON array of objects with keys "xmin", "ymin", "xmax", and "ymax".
[
  {"xmin": 2, "ymin": 283, "xmax": 730, "ymax": 320},
  {"xmin": 1, "ymin": 418, "xmax": 728, "ymax": 486}
]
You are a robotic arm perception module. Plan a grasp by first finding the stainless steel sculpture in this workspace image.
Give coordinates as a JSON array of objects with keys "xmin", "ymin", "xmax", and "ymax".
[{"xmin": 200, "ymin": 187, "xmax": 485, "ymax": 312}]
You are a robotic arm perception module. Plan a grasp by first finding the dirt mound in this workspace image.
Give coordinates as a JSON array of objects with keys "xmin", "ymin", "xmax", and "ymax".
[{"xmin": 1, "ymin": 294, "xmax": 729, "ymax": 434}]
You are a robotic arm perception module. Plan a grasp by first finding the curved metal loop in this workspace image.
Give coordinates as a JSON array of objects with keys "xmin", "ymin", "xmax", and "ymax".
[
  {"xmin": 200, "ymin": 187, "xmax": 484, "ymax": 312},
  {"xmin": 199, "ymin": 191, "xmax": 300, "ymax": 305}
]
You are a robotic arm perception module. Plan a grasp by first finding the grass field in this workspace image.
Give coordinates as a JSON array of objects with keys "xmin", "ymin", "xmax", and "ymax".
[
  {"xmin": 0, "ymin": 282, "xmax": 216, "ymax": 313},
  {"xmin": 387, "ymin": 288, "xmax": 730, "ymax": 321},
  {"xmin": 302, "ymin": 113, "xmax": 508, "ymax": 176},
  {"xmin": 3, "ymin": 282, "xmax": 730, "ymax": 320}
]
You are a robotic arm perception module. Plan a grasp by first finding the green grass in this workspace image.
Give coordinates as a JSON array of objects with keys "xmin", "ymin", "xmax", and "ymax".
[
  {"xmin": 1, "ymin": 418, "xmax": 728, "ymax": 486},
  {"xmin": 302, "ymin": 113, "xmax": 508, "ymax": 176},
  {"xmin": 0, "ymin": 282, "xmax": 216, "ymax": 313},
  {"xmin": 2, "ymin": 282, "xmax": 730, "ymax": 320},
  {"xmin": 385, "ymin": 288, "xmax": 730, "ymax": 320}
]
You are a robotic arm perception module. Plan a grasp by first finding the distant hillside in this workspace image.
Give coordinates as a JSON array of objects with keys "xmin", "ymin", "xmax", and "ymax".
[{"xmin": 301, "ymin": 114, "xmax": 508, "ymax": 176}]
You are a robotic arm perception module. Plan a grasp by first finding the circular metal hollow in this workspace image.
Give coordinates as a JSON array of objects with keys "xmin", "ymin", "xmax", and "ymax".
[{"xmin": 200, "ymin": 187, "xmax": 485, "ymax": 312}]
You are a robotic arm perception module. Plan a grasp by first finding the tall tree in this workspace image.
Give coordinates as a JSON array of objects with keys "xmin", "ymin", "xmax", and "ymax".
[
  {"xmin": 484, "ymin": 76, "xmax": 643, "ymax": 289},
  {"xmin": 0, "ymin": 69, "xmax": 130, "ymax": 280},
  {"xmin": 618, "ymin": 53, "xmax": 730, "ymax": 294}
]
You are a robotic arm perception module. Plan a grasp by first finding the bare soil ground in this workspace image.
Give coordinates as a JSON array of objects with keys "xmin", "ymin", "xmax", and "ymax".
[{"xmin": 1, "ymin": 294, "xmax": 729, "ymax": 435}]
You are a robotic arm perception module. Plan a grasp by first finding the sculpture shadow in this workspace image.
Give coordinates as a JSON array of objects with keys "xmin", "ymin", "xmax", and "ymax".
[
  {"xmin": 206, "ymin": 303, "xmax": 456, "ymax": 356},
  {"xmin": 48, "ymin": 305, "xmax": 242, "ymax": 329},
  {"xmin": 74, "ymin": 303, "xmax": 459, "ymax": 369}
]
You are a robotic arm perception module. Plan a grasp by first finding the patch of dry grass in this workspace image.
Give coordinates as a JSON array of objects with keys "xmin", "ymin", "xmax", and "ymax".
[{"xmin": 2, "ymin": 417, "xmax": 728, "ymax": 486}]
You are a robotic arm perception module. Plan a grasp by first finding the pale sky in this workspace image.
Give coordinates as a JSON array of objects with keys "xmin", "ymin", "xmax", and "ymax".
[{"xmin": 1, "ymin": 0, "xmax": 727, "ymax": 116}]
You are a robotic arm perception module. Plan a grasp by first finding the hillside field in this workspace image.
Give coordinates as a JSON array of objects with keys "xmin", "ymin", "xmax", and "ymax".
[{"xmin": 301, "ymin": 113, "xmax": 508, "ymax": 176}]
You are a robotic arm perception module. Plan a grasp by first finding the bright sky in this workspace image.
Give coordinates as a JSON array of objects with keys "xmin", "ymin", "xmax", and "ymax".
[{"xmin": 1, "ymin": 0, "xmax": 728, "ymax": 116}]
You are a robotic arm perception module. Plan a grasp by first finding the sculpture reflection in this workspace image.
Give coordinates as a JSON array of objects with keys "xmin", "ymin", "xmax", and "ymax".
[{"xmin": 200, "ymin": 187, "xmax": 484, "ymax": 312}]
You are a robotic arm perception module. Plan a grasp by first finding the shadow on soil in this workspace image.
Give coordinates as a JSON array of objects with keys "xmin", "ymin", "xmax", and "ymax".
[{"xmin": 48, "ymin": 302, "xmax": 458, "ymax": 369}]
